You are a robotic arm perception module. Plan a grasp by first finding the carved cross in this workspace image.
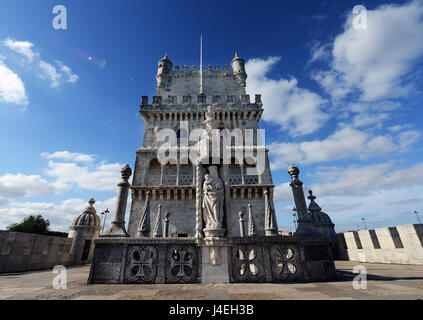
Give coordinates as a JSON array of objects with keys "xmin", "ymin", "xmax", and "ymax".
[
  {"xmin": 171, "ymin": 250, "xmax": 193, "ymax": 277},
  {"xmin": 129, "ymin": 249, "xmax": 154, "ymax": 277}
]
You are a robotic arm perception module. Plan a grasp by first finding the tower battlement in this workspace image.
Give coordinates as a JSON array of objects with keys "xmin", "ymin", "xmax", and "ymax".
[
  {"xmin": 140, "ymin": 94, "xmax": 262, "ymax": 108},
  {"xmin": 156, "ymin": 53, "xmax": 248, "ymax": 96}
]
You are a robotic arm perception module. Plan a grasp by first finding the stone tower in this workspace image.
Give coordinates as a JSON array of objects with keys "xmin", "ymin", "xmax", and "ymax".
[
  {"xmin": 127, "ymin": 52, "xmax": 278, "ymax": 239},
  {"xmin": 68, "ymin": 198, "xmax": 101, "ymax": 264},
  {"xmin": 88, "ymin": 52, "xmax": 336, "ymax": 285}
]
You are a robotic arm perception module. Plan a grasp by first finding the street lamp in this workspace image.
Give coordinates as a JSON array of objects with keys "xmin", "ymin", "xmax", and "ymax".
[
  {"xmin": 100, "ymin": 208, "xmax": 110, "ymax": 233},
  {"xmin": 414, "ymin": 211, "xmax": 421, "ymax": 224},
  {"xmin": 292, "ymin": 207, "xmax": 298, "ymax": 230},
  {"xmin": 361, "ymin": 217, "xmax": 368, "ymax": 230}
]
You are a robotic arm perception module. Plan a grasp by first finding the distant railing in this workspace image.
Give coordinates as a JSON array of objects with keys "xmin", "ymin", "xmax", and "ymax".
[
  {"xmin": 146, "ymin": 175, "xmax": 193, "ymax": 186},
  {"xmin": 230, "ymin": 175, "xmax": 259, "ymax": 185},
  {"xmin": 147, "ymin": 174, "xmax": 258, "ymax": 186}
]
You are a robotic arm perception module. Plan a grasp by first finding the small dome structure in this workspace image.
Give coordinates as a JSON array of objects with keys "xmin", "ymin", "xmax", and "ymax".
[
  {"xmin": 307, "ymin": 190, "xmax": 335, "ymax": 239},
  {"xmin": 71, "ymin": 198, "xmax": 101, "ymax": 227},
  {"xmin": 68, "ymin": 197, "xmax": 102, "ymax": 265}
]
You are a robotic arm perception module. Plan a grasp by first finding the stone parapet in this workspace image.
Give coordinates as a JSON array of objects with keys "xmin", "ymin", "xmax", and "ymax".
[
  {"xmin": 87, "ymin": 236, "xmax": 336, "ymax": 284},
  {"xmin": 333, "ymin": 224, "xmax": 423, "ymax": 265},
  {"xmin": 0, "ymin": 231, "xmax": 73, "ymax": 273}
]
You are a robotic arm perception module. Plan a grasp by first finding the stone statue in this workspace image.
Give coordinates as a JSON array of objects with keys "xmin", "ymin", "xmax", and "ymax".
[
  {"xmin": 205, "ymin": 106, "xmax": 216, "ymax": 132},
  {"xmin": 202, "ymin": 166, "xmax": 224, "ymax": 231}
]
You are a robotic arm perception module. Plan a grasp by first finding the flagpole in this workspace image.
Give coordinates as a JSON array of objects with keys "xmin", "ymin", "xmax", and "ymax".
[{"xmin": 200, "ymin": 35, "xmax": 203, "ymax": 94}]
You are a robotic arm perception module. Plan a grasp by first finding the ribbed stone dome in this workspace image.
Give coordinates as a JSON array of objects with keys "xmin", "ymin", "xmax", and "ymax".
[
  {"xmin": 307, "ymin": 190, "xmax": 334, "ymax": 226},
  {"xmin": 71, "ymin": 198, "xmax": 101, "ymax": 227},
  {"xmin": 311, "ymin": 211, "xmax": 333, "ymax": 225}
]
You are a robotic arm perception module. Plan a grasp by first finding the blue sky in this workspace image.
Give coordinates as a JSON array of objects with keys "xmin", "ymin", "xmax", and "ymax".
[{"xmin": 0, "ymin": 0, "xmax": 423, "ymax": 232}]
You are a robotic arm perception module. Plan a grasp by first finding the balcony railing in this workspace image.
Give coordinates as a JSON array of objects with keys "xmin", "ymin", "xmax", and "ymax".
[
  {"xmin": 230, "ymin": 175, "xmax": 259, "ymax": 185},
  {"xmin": 146, "ymin": 174, "xmax": 258, "ymax": 186},
  {"xmin": 146, "ymin": 175, "xmax": 193, "ymax": 186}
]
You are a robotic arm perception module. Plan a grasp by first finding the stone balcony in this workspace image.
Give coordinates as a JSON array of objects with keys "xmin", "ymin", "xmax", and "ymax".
[{"xmin": 145, "ymin": 174, "xmax": 259, "ymax": 187}]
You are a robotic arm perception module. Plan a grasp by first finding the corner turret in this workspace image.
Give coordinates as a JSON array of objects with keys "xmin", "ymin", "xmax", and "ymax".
[
  {"xmin": 231, "ymin": 52, "xmax": 247, "ymax": 87},
  {"xmin": 156, "ymin": 53, "xmax": 173, "ymax": 89}
]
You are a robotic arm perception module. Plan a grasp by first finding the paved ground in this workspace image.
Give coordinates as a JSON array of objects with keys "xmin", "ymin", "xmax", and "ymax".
[{"xmin": 0, "ymin": 261, "xmax": 422, "ymax": 300}]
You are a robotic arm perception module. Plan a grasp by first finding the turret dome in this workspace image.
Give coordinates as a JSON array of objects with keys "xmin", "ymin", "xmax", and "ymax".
[{"xmin": 71, "ymin": 198, "xmax": 101, "ymax": 227}]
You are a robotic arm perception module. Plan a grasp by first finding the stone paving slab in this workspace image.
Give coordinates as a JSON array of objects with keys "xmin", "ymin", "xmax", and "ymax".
[{"xmin": 0, "ymin": 261, "xmax": 422, "ymax": 300}]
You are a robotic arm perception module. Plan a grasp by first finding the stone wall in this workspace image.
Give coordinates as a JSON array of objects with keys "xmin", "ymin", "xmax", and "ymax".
[
  {"xmin": 127, "ymin": 195, "xmax": 267, "ymax": 238},
  {"xmin": 333, "ymin": 224, "xmax": 423, "ymax": 265},
  {"xmin": 88, "ymin": 236, "xmax": 336, "ymax": 284},
  {"xmin": 0, "ymin": 231, "xmax": 74, "ymax": 273}
]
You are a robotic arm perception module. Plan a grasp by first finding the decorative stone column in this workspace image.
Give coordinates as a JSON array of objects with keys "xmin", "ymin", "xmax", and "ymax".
[
  {"xmin": 195, "ymin": 162, "xmax": 205, "ymax": 238},
  {"xmin": 288, "ymin": 164, "xmax": 317, "ymax": 235},
  {"xmin": 239, "ymin": 211, "xmax": 245, "ymax": 237},
  {"xmin": 219, "ymin": 164, "xmax": 231, "ymax": 235},
  {"xmin": 240, "ymin": 164, "xmax": 245, "ymax": 185},
  {"xmin": 163, "ymin": 211, "xmax": 169, "ymax": 237},
  {"xmin": 248, "ymin": 204, "xmax": 257, "ymax": 236},
  {"xmin": 153, "ymin": 204, "xmax": 163, "ymax": 237},
  {"xmin": 103, "ymin": 165, "xmax": 132, "ymax": 237},
  {"xmin": 264, "ymin": 188, "xmax": 278, "ymax": 236}
]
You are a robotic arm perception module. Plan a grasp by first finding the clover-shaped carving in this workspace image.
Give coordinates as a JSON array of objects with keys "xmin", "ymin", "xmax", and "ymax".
[{"xmin": 237, "ymin": 248, "xmax": 259, "ymax": 276}]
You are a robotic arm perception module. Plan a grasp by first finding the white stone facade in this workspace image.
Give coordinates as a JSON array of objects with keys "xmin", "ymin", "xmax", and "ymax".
[{"xmin": 127, "ymin": 53, "xmax": 278, "ymax": 238}]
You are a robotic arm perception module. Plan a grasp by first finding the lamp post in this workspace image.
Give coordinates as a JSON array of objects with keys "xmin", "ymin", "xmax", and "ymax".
[
  {"xmin": 100, "ymin": 208, "xmax": 110, "ymax": 233},
  {"xmin": 361, "ymin": 217, "xmax": 368, "ymax": 230},
  {"xmin": 292, "ymin": 207, "xmax": 298, "ymax": 230},
  {"xmin": 414, "ymin": 211, "xmax": 421, "ymax": 224}
]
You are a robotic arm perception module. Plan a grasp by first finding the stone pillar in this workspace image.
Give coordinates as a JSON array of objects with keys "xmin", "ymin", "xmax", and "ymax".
[
  {"xmin": 153, "ymin": 204, "xmax": 163, "ymax": 237},
  {"xmin": 248, "ymin": 204, "xmax": 257, "ymax": 236},
  {"xmin": 163, "ymin": 211, "xmax": 169, "ymax": 237},
  {"xmin": 239, "ymin": 211, "xmax": 245, "ymax": 237},
  {"xmin": 288, "ymin": 164, "xmax": 317, "ymax": 235},
  {"xmin": 137, "ymin": 190, "xmax": 151, "ymax": 237},
  {"xmin": 176, "ymin": 164, "xmax": 180, "ymax": 186},
  {"xmin": 201, "ymin": 242, "xmax": 230, "ymax": 284},
  {"xmin": 240, "ymin": 164, "xmax": 245, "ymax": 185},
  {"xmin": 195, "ymin": 163, "xmax": 205, "ymax": 238},
  {"xmin": 220, "ymin": 164, "xmax": 231, "ymax": 235},
  {"xmin": 104, "ymin": 165, "xmax": 132, "ymax": 237},
  {"xmin": 192, "ymin": 164, "xmax": 196, "ymax": 185},
  {"xmin": 160, "ymin": 165, "xmax": 164, "ymax": 185},
  {"xmin": 264, "ymin": 188, "xmax": 278, "ymax": 236}
]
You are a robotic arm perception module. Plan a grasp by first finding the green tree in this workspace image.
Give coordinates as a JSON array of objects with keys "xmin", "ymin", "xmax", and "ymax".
[{"xmin": 7, "ymin": 215, "xmax": 51, "ymax": 234}]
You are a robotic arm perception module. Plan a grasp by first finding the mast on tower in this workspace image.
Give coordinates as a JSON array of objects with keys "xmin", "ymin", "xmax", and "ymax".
[{"xmin": 200, "ymin": 35, "xmax": 203, "ymax": 94}]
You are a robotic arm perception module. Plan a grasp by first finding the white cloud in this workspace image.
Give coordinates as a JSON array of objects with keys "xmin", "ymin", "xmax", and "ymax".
[
  {"xmin": 311, "ymin": 161, "xmax": 423, "ymax": 197},
  {"xmin": 0, "ymin": 197, "xmax": 117, "ymax": 231},
  {"xmin": 2, "ymin": 37, "xmax": 79, "ymax": 89},
  {"xmin": 312, "ymin": 1, "xmax": 423, "ymax": 102},
  {"xmin": 0, "ymin": 152, "xmax": 123, "ymax": 208},
  {"xmin": 37, "ymin": 60, "xmax": 78, "ymax": 88},
  {"xmin": 41, "ymin": 151, "xmax": 95, "ymax": 163},
  {"xmin": 246, "ymin": 56, "xmax": 329, "ymax": 136},
  {"xmin": 388, "ymin": 124, "xmax": 413, "ymax": 132},
  {"xmin": 56, "ymin": 60, "xmax": 79, "ymax": 83},
  {"xmin": 308, "ymin": 42, "xmax": 331, "ymax": 64},
  {"xmin": 269, "ymin": 126, "xmax": 403, "ymax": 169},
  {"xmin": 398, "ymin": 130, "xmax": 421, "ymax": 150},
  {"xmin": 44, "ymin": 160, "xmax": 123, "ymax": 192},
  {"xmin": 39, "ymin": 61, "xmax": 62, "ymax": 88},
  {"xmin": 0, "ymin": 173, "xmax": 63, "ymax": 199},
  {"xmin": 352, "ymin": 113, "xmax": 389, "ymax": 128},
  {"xmin": 0, "ymin": 56, "xmax": 28, "ymax": 106},
  {"xmin": 3, "ymin": 38, "xmax": 36, "ymax": 62}
]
